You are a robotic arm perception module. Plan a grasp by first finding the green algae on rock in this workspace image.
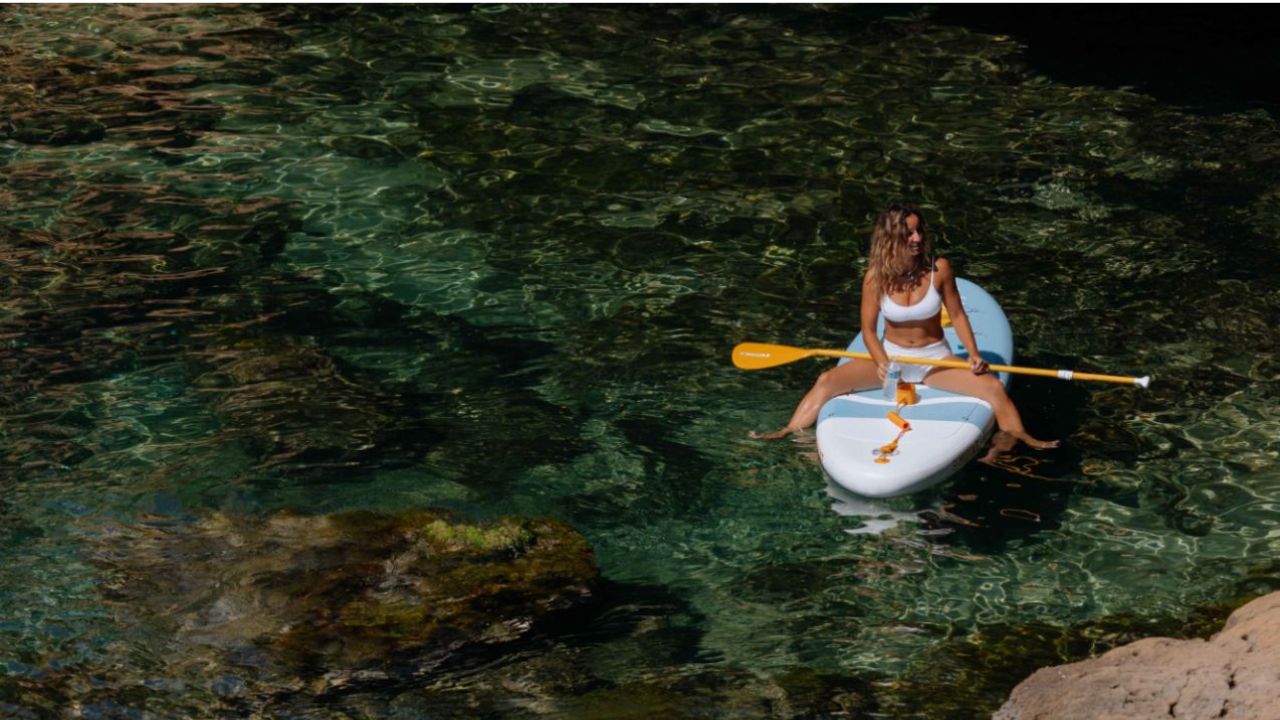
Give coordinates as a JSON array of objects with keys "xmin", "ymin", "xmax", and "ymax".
[
  {"xmin": 420, "ymin": 516, "xmax": 535, "ymax": 552},
  {"xmin": 93, "ymin": 508, "xmax": 598, "ymax": 692}
]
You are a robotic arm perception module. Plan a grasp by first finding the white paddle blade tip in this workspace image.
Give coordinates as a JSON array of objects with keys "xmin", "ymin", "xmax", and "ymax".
[{"xmin": 1135, "ymin": 376, "xmax": 1151, "ymax": 389}]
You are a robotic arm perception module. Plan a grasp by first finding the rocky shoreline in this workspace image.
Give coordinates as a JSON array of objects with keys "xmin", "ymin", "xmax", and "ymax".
[{"xmin": 997, "ymin": 591, "xmax": 1280, "ymax": 719}]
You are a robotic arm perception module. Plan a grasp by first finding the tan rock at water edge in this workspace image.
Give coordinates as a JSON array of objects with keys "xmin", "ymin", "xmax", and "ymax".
[{"xmin": 995, "ymin": 591, "xmax": 1280, "ymax": 719}]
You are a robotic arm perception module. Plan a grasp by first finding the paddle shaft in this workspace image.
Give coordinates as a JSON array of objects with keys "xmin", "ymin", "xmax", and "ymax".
[
  {"xmin": 732, "ymin": 343, "xmax": 1150, "ymax": 387},
  {"xmin": 815, "ymin": 348, "xmax": 1143, "ymax": 385}
]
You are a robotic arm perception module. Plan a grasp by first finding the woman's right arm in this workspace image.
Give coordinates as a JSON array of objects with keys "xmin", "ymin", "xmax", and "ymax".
[{"xmin": 860, "ymin": 272, "xmax": 889, "ymax": 380}]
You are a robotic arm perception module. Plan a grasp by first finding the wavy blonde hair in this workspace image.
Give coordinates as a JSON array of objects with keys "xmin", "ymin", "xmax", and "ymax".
[{"xmin": 867, "ymin": 203, "xmax": 931, "ymax": 295}]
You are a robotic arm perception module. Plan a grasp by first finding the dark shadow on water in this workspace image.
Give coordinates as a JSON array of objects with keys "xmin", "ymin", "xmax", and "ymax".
[
  {"xmin": 920, "ymin": 359, "xmax": 1100, "ymax": 553},
  {"xmin": 933, "ymin": 6, "xmax": 1280, "ymax": 114}
]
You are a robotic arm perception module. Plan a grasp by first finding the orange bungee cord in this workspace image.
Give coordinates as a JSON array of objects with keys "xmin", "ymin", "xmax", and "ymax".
[
  {"xmin": 874, "ymin": 380, "xmax": 920, "ymax": 464},
  {"xmin": 878, "ymin": 308, "xmax": 943, "ymax": 463}
]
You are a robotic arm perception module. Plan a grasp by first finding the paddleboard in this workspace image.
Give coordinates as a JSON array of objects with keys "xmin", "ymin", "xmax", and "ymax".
[{"xmin": 815, "ymin": 278, "xmax": 1012, "ymax": 498}]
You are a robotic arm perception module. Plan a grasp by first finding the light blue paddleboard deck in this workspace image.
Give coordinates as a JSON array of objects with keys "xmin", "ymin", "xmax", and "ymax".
[{"xmin": 816, "ymin": 278, "xmax": 1012, "ymax": 498}]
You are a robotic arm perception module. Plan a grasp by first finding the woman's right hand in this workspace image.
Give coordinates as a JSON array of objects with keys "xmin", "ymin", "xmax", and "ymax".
[
  {"xmin": 969, "ymin": 355, "xmax": 989, "ymax": 375},
  {"xmin": 875, "ymin": 361, "xmax": 888, "ymax": 382}
]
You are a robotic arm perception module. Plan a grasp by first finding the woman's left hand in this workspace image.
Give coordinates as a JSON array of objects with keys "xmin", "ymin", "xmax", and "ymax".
[{"xmin": 969, "ymin": 356, "xmax": 989, "ymax": 375}]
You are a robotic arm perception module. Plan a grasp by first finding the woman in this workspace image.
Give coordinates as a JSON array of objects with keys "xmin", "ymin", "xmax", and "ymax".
[{"xmin": 752, "ymin": 203, "xmax": 1058, "ymax": 451}]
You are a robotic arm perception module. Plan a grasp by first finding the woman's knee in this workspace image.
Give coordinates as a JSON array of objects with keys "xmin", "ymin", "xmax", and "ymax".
[
  {"xmin": 814, "ymin": 367, "xmax": 855, "ymax": 397},
  {"xmin": 981, "ymin": 375, "xmax": 1010, "ymax": 403},
  {"xmin": 813, "ymin": 369, "xmax": 838, "ymax": 392}
]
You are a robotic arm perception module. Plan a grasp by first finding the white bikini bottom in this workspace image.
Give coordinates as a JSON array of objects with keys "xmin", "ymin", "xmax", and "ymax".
[{"xmin": 882, "ymin": 339, "xmax": 952, "ymax": 383}]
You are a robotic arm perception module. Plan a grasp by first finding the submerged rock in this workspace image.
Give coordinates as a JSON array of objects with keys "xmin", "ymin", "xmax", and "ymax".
[
  {"xmin": 96, "ymin": 508, "xmax": 598, "ymax": 695},
  {"xmin": 502, "ymin": 665, "xmax": 877, "ymax": 720},
  {"xmin": 996, "ymin": 591, "xmax": 1280, "ymax": 719},
  {"xmin": 192, "ymin": 340, "xmax": 429, "ymax": 473}
]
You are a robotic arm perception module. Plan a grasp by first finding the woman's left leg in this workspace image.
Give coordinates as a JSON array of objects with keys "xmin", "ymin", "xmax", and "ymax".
[{"xmin": 922, "ymin": 365, "xmax": 1059, "ymax": 449}]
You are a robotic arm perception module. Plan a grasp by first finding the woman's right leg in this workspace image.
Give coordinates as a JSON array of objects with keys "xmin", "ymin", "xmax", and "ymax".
[
  {"xmin": 751, "ymin": 359, "xmax": 881, "ymax": 440},
  {"xmin": 922, "ymin": 366, "xmax": 1059, "ymax": 449}
]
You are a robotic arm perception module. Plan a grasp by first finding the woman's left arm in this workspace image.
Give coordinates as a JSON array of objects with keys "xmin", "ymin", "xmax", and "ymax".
[{"xmin": 937, "ymin": 258, "xmax": 989, "ymax": 375}]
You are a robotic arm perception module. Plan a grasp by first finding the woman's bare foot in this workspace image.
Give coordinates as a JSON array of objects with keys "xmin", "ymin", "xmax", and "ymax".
[
  {"xmin": 979, "ymin": 430, "xmax": 1019, "ymax": 465},
  {"xmin": 750, "ymin": 426, "xmax": 797, "ymax": 440}
]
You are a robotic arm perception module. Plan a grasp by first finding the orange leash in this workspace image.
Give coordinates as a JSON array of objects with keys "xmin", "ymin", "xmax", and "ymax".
[{"xmin": 875, "ymin": 382, "xmax": 920, "ymax": 464}]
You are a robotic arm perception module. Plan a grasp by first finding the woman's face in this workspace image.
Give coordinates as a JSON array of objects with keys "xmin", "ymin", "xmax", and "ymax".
[{"xmin": 904, "ymin": 214, "xmax": 922, "ymax": 256}]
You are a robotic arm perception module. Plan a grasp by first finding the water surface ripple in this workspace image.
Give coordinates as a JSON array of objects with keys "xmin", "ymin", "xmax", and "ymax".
[{"xmin": 3, "ymin": 4, "xmax": 1279, "ymax": 717}]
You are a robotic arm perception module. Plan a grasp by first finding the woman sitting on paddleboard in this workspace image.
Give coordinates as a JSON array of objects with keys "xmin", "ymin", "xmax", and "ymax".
[{"xmin": 753, "ymin": 203, "xmax": 1058, "ymax": 450}]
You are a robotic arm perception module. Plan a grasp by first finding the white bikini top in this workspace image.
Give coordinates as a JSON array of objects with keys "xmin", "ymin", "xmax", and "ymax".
[{"xmin": 881, "ymin": 266, "xmax": 941, "ymax": 323}]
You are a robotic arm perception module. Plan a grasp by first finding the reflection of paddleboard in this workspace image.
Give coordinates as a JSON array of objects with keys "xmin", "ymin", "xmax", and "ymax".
[
  {"xmin": 826, "ymin": 480, "xmax": 921, "ymax": 535},
  {"xmin": 816, "ymin": 278, "xmax": 1012, "ymax": 498}
]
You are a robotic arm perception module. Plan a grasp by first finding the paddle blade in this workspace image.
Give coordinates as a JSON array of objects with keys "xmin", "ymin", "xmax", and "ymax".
[{"xmin": 732, "ymin": 342, "xmax": 812, "ymax": 370}]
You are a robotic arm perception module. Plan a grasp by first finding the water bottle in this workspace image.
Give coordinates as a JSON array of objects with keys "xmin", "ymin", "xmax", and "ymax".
[{"xmin": 882, "ymin": 360, "xmax": 901, "ymax": 400}]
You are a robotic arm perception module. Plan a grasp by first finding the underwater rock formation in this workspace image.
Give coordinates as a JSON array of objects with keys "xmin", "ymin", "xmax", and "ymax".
[
  {"xmin": 996, "ymin": 591, "xmax": 1280, "ymax": 719},
  {"xmin": 193, "ymin": 341, "xmax": 405, "ymax": 471},
  {"xmin": 95, "ymin": 508, "xmax": 599, "ymax": 696}
]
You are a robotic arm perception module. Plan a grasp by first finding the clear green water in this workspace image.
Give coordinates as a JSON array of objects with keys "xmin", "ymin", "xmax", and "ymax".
[{"xmin": 3, "ymin": 4, "xmax": 1280, "ymax": 716}]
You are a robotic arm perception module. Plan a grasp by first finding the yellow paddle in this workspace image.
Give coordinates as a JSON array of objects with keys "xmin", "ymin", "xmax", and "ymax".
[{"xmin": 732, "ymin": 342, "xmax": 1150, "ymax": 388}]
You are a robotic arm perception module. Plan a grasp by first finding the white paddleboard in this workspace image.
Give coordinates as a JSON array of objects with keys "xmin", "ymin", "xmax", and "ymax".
[{"xmin": 816, "ymin": 278, "xmax": 1012, "ymax": 498}]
